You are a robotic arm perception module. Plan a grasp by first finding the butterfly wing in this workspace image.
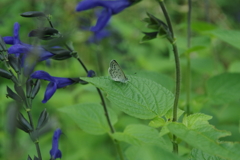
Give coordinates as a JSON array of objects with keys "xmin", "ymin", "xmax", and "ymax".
[{"xmin": 108, "ymin": 60, "xmax": 128, "ymax": 83}]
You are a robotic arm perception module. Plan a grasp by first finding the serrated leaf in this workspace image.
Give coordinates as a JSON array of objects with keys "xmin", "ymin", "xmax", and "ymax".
[
  {"xmin": 81, "ymin": 76, "xmax": 174, "ymax": 119},
  {"xmin": 208, "ymin": 29, "xmax": 240, "ymax": 50},
  {"xmin": 206, "ymin": 73, "xmax": 240, "ymax": 104},
  {"xmin": 167, "ymin": 123, "xmax": 240, "ymax": 160},
  {"xmin": 58, "ymin": 103, "xmax": 117, "ymax": 135},
  {"xmin": 112, "ymin": 124, "xmax": 163, "ymax": 146},
  {"xmin": 125, "ymin": 145, "xmax": 185, "ymax": 160},
  {"xmin": 190, "ymin": 148, "xmax": 225, "ymax": 160},
  {"xmin": 182, "ymin": 113, "xmax": 212, "ymax": 129},
  {"xmin": 135, "ymin": 71, "xmax": 174, "ymax": 91}
]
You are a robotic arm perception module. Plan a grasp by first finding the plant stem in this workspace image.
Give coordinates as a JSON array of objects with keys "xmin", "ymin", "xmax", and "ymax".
[
  {"xmin": 158, "ymin": 0, "xmax": 181, "ymax": 153},
  {"xmin": 35, "ymin": 142, "xmax": 42, "ymax": 160},
  {"xmin": 27, "ymin": 101, "xmax": 42, "ymax": 160},
  {"xmin": 186, "ymin": 0, "xmax": 192, "ymax": 116},
  {"xmin": 69, "ymin": 47, "xmax": 124, "ymax": 159}
]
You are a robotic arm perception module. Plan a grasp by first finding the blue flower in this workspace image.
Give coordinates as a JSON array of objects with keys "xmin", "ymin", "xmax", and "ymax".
[
  {"xmin": 3, "ymin": 22, "xmax": 54, "ymax": 64},
  {"xmin": 31, "ymin": 70, "xmax": 75, "ymax": 103},
  {"xmin": 87, "ymin": 70, "xmax": 96, "ymax": 77},
  {"xmin": 87, "ymin": 28, "xmax": 110, "ymax": 43},
  {"xmin": 50, "ymin": 129, "xmax": 62, "ymax": 160},
  {"xmin": 76, "ymin": 0, "xmax": 132, "ymax": 32}
]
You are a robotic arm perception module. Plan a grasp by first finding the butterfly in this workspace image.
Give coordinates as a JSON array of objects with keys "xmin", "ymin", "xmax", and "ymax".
[{"xmin": 108, "ymin": 59, "xmax": 128, "ymax": 83}]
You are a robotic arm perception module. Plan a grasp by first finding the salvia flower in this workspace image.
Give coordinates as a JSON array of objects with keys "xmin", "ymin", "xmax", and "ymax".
[
  {"xmin": 3, "ymin": 22, "xmax": 54, "ymax": 66},
  {"xmin": 50, "ymin": 128, "xmax": 62, "ymax": 160},
  {"xmin": 31, "ymin": 70, "xmax": 75, "ymax": 103},
  {"xmin": 87, "ymin": 28, "xmax": 110, "ymax": 44},
  {"xmin": 76, "ymin": 0, "xmax": 132, "ymax": 32}
]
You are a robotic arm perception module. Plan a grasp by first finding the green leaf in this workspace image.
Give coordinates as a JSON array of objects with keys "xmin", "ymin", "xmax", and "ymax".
[
  {"xmin": 58, "ymin": 103, "xmax": 117, "ymax": 135},
  {"xmin": 81, "ymin": 76, "xmax": 174, "ymax": 119},
  {"xmin": 208, "ymin": 29, "xmax": 240, "ymax": 50},
  {"xmin": 167, "ymin": 122, "xmax": 240, "ymax": 160},
  {"xmin": 190, "ymin": 148, "xmax": 225, "ymax": 160},
  {"xmin": 149, "ymin": 117, "xmax": 165, "ymax": 128},
  {"xmin": 112, "ymin": 124, "xmax": 164, "ymax": 146},
  {"xmin": 134, "ymin": 71, "xmax": 174, "ymax": 91},
  {"xmin": 125, "ymin": 145, "xmax": 185, "ymax": 160},
  {"xmin": 206, "ymin": 73, "xmax": 240, "ymax": 104},
  {"xmin": 182, "ymin": 113, "xmax": 212, "ymax": 129},
  {"xmin": 192, "ymin": 21, "xmax": 216, "ymax": 32}
]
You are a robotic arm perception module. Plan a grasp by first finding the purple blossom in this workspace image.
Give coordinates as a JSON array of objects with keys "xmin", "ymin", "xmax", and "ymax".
[
  {"xmin": 50, "ymin": 129, "xmax": 62, "ymax": 160},
  {"xmin": 31, "ymin": 70, "xmax": 75, "ymax": 103},
  {"xmin": 3, "ymin": 22, "xmax": 54, "ymax": 65},
  {"xmin": 76, "ymin": 0, "xmax": 132, "ymax": 32}
]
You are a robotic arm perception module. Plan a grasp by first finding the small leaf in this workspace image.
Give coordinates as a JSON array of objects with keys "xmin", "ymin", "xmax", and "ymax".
[
  {"xmin": 20, "ymin": 11, "xmax": 46, "ymax": 17},
  {"xmin": 17, "ymin": 113, "xmax": 33, "ymax": 133},
  {"xmin": 14, "ymin": 84, "xmax": 27, "ymax": 103},
  {"xmin": 81, "ymin": 76, "xmax": 174, "ymax": 119},
  {"xmin": 0, "ymin": 69, "xmax": 12, "ymax": 79},
  {"xmin": 36, "ymin": 108, "xmax": 48, "ymax": 130},
  {"xmin": 59, "ymin": 103, "xmax": 118, "ymax": 135},
  {"xmin": 8, "ymin": 54, "xmax": 20, "ymax": 73},
  {"xmin": 27, "ymin": 155, "xmax": 32, "ymax": 160},
  {"xmin": 0, "ymin": 36, "xmax": 8, "ymax": 51},
  {"xmin": 26, "ymin": 78, "xmax": 34, "ymax": 98},
  {"xmin": 6, "ymin": 86, "xmax": 23, "ymax": 102},
  {"xmin": 141, "ymin": 32, "xmax": 158, "ymax": 42},
  {"xmin": 31, "ymin": 79, "xmax": 41, "ymax": 99},
  {"xmin": 29, "ymin": 27, "xmax": 59, "ymax": 40}
]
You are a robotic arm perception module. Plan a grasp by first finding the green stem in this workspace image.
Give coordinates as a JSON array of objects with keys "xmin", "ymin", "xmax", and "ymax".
[
  {"xmin": 27, "ymin": 105, "xmax": 42, "ymax": 160},
  {"xmin": 186, "ymin": 0, "xmax": 192, "ymax": 115},
  {"xmin": 158, "ymin": 0, "xmax": 181, "ymax": 153},
  {"xmin": 35, "ymin": 141, "xmax": 42, "ymax": 160},
  {"xmin": 68, "ymin": 46, "xmax": 124, "ymax": 159}
]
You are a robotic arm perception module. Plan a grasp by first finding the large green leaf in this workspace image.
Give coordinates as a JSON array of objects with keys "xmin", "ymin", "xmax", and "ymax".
[
  {"xmin": 81, "ymin": 76, "xmax": 174, "ymax": 119},
  {"xmin": 58, "ymin": 103, "xmax": 117, "ymax": 135},
  {"xmin": 125, "ymin": 145, "xmax": 185, "ymax": 160},
  {"xmin": 190, "ymin": 148, "xmax": 225, "ymax": 160},
  {"xmin": 208, "ymin": 29, "xmax": 240, "ymax": 50},
  {"xmin": 134, "ymin": 71, "xmax": 174, "ymax": 91},
  {"xmin": 167, "ymin": 121, "xmax": 240, "ymax": 160},
  {"xmin": 111, "ymin": 124, "xmax": 165, "ymax": 146},
  {"xmin": 206, "ymin": 73, "xmax": 240, "ymax": 104}
]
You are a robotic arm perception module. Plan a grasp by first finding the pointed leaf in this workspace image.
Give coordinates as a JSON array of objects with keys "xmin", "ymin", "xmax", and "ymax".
[
  {"xmin": 190, "ymin": 148, "xmax": 225, "ymax": 160},
  {"xmin": 167, "ymin": 122, "xmax": 240, "ymax": 160},
  {"xmin": 6, "ymin": 86, "xmax": 23, "ymax": 102},
  {"xmin": 0, "ymin": 69, "xmax": 12, "ymax": 79},
  {"xmin": 81, "ymin": 76, "xmax": 174, "ymax": 119},
  {"xmin": 20, "ymin": 11, "xmax": 46, "ymax": 17}
]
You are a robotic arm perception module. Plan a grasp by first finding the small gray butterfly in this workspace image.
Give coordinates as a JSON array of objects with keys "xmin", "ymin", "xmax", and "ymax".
[{"xmin": 108, "ymin": 59, "xmax": 128, "ymax": 83}]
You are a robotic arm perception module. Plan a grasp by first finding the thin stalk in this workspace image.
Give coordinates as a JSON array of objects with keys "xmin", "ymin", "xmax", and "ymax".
[
  {"xmin": 35, "ymin": 142, "xmax": 42, "ymax": 160},
  {"xmin": 67, "ymin": 45, "xmax": 124, "ymax": 159},
  {"xmin": 26, "ymin": 100, "xmax": 42, "ymax": 160},
  {"xmin": 186, "ymin": 0, "xmax": 192, "ymax": 115},
  {"xmin": 158, "ymin": 0, "xmax": 181, "ymax": 153}
]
